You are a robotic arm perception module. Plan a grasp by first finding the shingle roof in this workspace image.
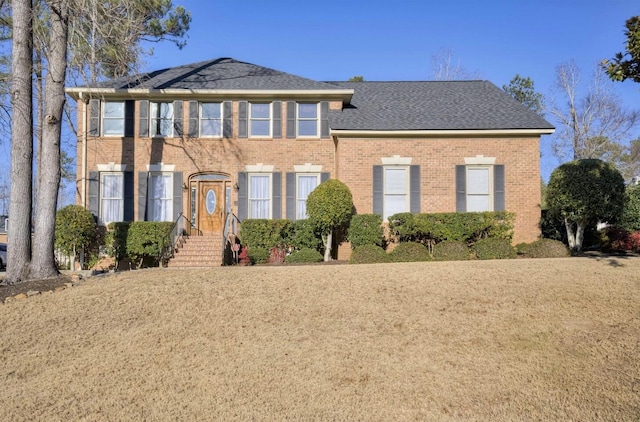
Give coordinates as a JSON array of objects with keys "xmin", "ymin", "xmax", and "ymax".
[
  {"xmin": 88, "ymin": 58, "xmax": 343, "ymax": 91},
  {"xmin": 327, "ymin": 81, "xmax": 554, "ymax": 131}
]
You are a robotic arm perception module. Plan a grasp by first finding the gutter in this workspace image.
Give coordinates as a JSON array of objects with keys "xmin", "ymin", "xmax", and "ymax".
[{"xmin": 330, "ymin": 128, "xmax": 556, "ymax": 137}]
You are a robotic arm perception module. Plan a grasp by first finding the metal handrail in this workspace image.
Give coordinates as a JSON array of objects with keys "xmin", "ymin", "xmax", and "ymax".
[
  {"xmin": 159, "ymin": 213, "xmax": 200, "ymax": 266},
  {"xmin": 223, "ymin": 212, "xmax": 241, "ymax": 264}
]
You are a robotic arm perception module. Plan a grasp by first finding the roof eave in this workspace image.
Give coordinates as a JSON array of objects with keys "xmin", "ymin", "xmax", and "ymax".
[{"xmin": 330, "ymin": 128, "xmax": 556, "ymax": 137}]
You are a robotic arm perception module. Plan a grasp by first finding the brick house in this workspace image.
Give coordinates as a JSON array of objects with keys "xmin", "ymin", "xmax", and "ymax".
[{"xmin": 66, "ymin": 58, "xmax": 554, "ymax": 264}]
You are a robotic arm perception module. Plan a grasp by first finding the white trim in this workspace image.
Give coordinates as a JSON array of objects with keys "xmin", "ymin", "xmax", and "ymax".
[
  {"xmin": 150, "ymin": 101, "xmax": 174, "ymax": 137},
  {"xmin": 245, "ymin": 163, "xmax": 274, "ymax": 172},
  {"xmin": 381, "ymin": 155, "xmax": 412, "ymax": 165},
  {"xmin": 248, "ymin": 172, "xmax": 272, "ymax": 219},
  {"xmin": 331, "ymin": 128, "xmax": 555, "ymax": 137},
  {"xmin": 296, "ymin": 102, "xmax": 320, "ymax": 138},
  {"xmin": 293, "ymin": 163, "xmax": 323, "ymax": 172},
  {"xmin": 99, "ymin": 172, "xmax": 125, "ymax": 225},
  {"xmin": 383, "ymin": 165, "xmax": 410, "ymax": 221},
  {"xmin": 199, "ymin": 102, "xmax": 223, "ymax": 138},
  {"xmin": 465, "ymin": 165, "xmax": 494, "ymax": 212},
  {"xmin": 249, "ymin": 102, "xmax": 272, "ymax": 138},
  {"xmin": 101, "ymin": 100, "xmax": 125, "ymax": 137},
  {"xmin": 97, "ymin": 163, "xmax": 127, "ymax": 172},
  {"xmin": 464, "ymin": 155, "xmax": 496, "ymax": 165},
  {"xmin": 146, "ymin": 163, "xmax": 176, "ymax": 172},
  {"xmin": 295, "ymin": 173, "xmax": 321, "ymax": 220}
]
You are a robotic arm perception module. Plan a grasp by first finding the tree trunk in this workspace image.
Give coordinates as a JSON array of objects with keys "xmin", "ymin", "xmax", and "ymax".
[
  {"xmin": 31, "ymin": 0, "xmax": 69, "ymax": 279},
  {"xmin": 323, "ymin": 231, "xmax": 333, "ymax": 262},
  {"xmin": 565, "ymin": 218, "xmax": 576, "ymax": 250},
  {"xmin": 565, "ymin": 217, "xmax": 586, "ymax": 252},
  {"xmin": 6, "ymin": 0, "xmax": 34, "ymax": 284}
]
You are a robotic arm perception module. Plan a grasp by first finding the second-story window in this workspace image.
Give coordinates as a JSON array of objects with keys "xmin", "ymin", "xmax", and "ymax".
[
  {"xmin": 103, "ymin": 101, "xmax": 125, "ymax": 136},
  {"xmin": 200, "ymin": 102, "xmax": 222, "ymax": 137},
  {"xmin": 150, "ymin": 102, "xmax": 174, "ymax": 137},
  {"xmin": 250, "ymin": 102, "xmax": 271, "ymax": 137},
  {"xmin": 297, "ymin": 103, "xmax": 319, "ymax": 137}
]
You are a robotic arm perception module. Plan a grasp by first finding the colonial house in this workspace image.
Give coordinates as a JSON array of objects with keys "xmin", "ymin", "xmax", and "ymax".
[{"xmin": 66, "ymin": 58, "xmax": 554, "ymax": 265}]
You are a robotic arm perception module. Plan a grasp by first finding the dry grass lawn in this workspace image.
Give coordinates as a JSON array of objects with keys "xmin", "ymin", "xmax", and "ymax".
[{"xmin": 1, "ymin": 256, "xmax": 639, "ymax": 421}]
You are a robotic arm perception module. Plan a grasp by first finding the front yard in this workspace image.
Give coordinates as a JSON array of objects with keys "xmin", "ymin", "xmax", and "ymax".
[{"xmin": 1, "ymin": 256, "xmax": 639, "ymax": 420}]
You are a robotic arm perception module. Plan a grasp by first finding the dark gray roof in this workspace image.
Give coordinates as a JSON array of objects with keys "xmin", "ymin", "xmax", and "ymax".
[
  {"xmin": 327, "ymin": 81, "xmax": 554, "ymax": 131},
  {"xmin": 87, "ymin": 58, "xmax": 343, "ymax": 91}
]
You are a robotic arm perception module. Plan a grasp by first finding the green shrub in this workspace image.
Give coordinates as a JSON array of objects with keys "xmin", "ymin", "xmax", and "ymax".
[
  {"xmin": 348, "ymin": 214, "xmax": 385, "ymax": 249},
  {"xmin": 284, "ymin": 219, "xmax": 323, "ymax": 252},
  {"xmin": 516, "ymin": 239, "xmax": 570, "ymax": 258},
  {"xmin": 349, "ymin": 244, "xmax": 391, "ymax": 264},
  {"xmin": 285, "ymin": 248, "xmax": 323, "ymax": 263},
  {"xmin": 105, "ymin": 222, "xmax": 131, "ymax": 261},
  {"xmin": 432, "ymin": 240, "xmax": 472, "ymax": 261},
  {"xmin": 239, "ymin": 219, "xmax": 290, "ymax": 249},
  {"xmin": 621, "ymin": 184, "xmax": 640, "ymax": 232},
  {"xmin": 248, "ymin": 247, "xmax": 269, "ymax": 264},
  {"xmin": 473, "ymin": 238, "xmax": 516, "ymax": 260},
  {"xmin": 126, "ymin": 222, "xmax": 173, "ymax": 267},
  {"xmin": 389, "ymin": 242, "xmax": 431, "ymax": 262},
  {"xmin": 55, "ymin": 205, "xmax": 97, "ymax": 256}
]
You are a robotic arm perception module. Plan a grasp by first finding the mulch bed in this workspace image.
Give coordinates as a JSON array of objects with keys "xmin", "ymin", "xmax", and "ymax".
[{"xmin": 0, "ymin": 274, "xmax": 71, "ymax": 303}]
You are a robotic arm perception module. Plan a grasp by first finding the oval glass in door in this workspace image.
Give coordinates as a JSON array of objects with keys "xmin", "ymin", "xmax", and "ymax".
[{"xmin": 206, "ymin": 189, "xmax": 217, "ymax": 215}]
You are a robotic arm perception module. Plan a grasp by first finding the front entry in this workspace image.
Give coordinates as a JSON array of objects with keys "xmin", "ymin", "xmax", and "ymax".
[{"xmin": 197, "ymin": 181, "xmax": 224, "ymax": 233}]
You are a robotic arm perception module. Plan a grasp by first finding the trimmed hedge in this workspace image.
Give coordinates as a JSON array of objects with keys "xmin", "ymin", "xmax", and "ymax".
[
  {"xmin": 125, "ymin": 222, "xmax": 174, "ymax": 267},
  {"xmin": 388, "ymin": 211, "xmax": 515, "ymax": 249},
  {"xmin": 347, "ymin": 214, "xmax": 385, "ymax": 249},
  {"xmin": 389, "ymin": 242, "xmax": 431, "ymax": 262},
  {"xmin": 247, "ymin": 247, "xmax": 270, "ymax": 264},
  {"xmin": 106, "ymin": 222, "xmax": 131, "ymax": 262},
  {"xmin": 472, "ymin": 238, "xmax": 516, "ymax": 260},
  {"xmin": 284, "ymin": 219, "xmax": 323, "ymax": 252},
  {"xmin": 349, "ymin": 244, "xmax": 391, "ymax": 264},
  {"xmin": 432, "ymin": 240, "xmax": 472, "ymax": 261},
  {"xmin": 239, "ymin": 219, "xmax": 290, "ymax": 249},
  {"xmin": 516, "ymin": 239, "xmax": 570, "ymax": 258},
  {"xmin": 285, "ymin": 248, "xmax": 323, "ymax": 263}
]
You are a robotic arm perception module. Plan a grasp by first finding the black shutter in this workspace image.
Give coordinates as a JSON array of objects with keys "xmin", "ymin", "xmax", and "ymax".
[
  {"xmin": 124, "ymin": 100, "xmax": 134, "ymax": 137},
  {"xmin": 138, "ymin": 172, "xmax": 148, "ymax": 221},
  {"xmin": 88, "ymin": 171, "xmax": 99, "ymax": 219},
  {"xmin": 410, "ymin": 165, "xmax": 421, "ymax": 213},
  {"xmin": 320, "ymin": 101, "xmax": 329, "ymax": 138},
  {"xmin": 238, "ymin": 101, "xmax": 248, "ymax": 138},
  {"xmin": 456, "ymin": 165, "xmax": 466, "ymax": 212},
  {"xmin": 321, "ymin": 172, "xmax": 330, "ymax": 183},
  {"xmin": 373, "ymin": 165, "xmax": 383, "ymax": 217},
  {"xmin": 223, "ymin": 101, "xmax": 233, "ymax": 138},
  {"xmin": 139, "ymin": 100, "xmax": 149, "ymax": 137},
  {"xmin": 188, "ymin": 101, "xmax": 199, "ymax": 138},
  {"xmin": 286, "ymin": 101, "xmax": 296, "ymax": 138},
  {"xmin": 272, "ymin": 172, "xmax": 282, "ymax": 219},
  {"xmin": 273, "ymin": 101, "xmax": 282, "ymax": 138},
  {"xmin": 173, "ymin": 100, "xmax": 183, "ymax": 137},
  {"xmin": 494, "ymin": 165, "xmax": 505, "ymax": 211},
  {"xmin": 124, "ymin": 171, "xmax": 134, "ymax": 221},
  {"xmin": 237, "ymin": 172, "xmax": 248, "ymax": 220},
  {"xmin": 89, "ymin": 99, "xmax": 100, "ymax": 137},
  {"xmin": 286, "ymin": 172, "xmax": 295, "ymax": 220},
  {"xmin": 173, "ymin": 172, "xmax": 183, "ymax": 220}
]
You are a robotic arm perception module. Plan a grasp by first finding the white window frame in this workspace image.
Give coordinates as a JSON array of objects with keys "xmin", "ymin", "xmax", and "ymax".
[
  {"xmin": 248, "ymin": 173, "xmax": 272, "ymax": 219},
  {"xmin": 383, "ymin": 165, "xmax": 410, "ymax": 221},
  {"xmin": 297, "ymin": 102, "xmax": 320, "ymax": 138},
  {"xmin": 100, "ymin": 172, "xmax": 124, "ymax": 224},
  {"xmin": 102, "ymin": 101, "xmax": 125, "ymax": 137},
  {"xmin": 466, "ymin": 165, "xmax": 494, "ymax": 212},
  {"xmin": 249, "ymin": 102, "xmax": 272, "ymax": 137},
  {"xmin": 200, "ymin": 102, "xmax": 222, "ymax": 138},
  {"xmin": 296, "ymin": 173, "xmax": 320, "ymax": 220},
  {"xmin": 150, "ymin": 102, "xmax": 174, "ymax": 137},
  {"xmin": 148, "ymin": 172, "xmax": 173, "ymax": 222}
]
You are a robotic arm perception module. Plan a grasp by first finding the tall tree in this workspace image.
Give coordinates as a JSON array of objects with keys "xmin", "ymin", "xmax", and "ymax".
[
  {"xmin": 503, "ymin": 74, "xmax": 545, "ymax": 116},
  {"xmin": 604, "ymin": 16, "xmax": 640, "ymax": 83},
  {"xmin": 431, "ymin": 48, "xmax": 480, "ymax": 80},
  {"xmin": 550, "ymin": 60, "xmax": 640, "ymax": 163},
  {"xmin": 6, "ymin": 0, "xmax": 33, "ymax": 283}
]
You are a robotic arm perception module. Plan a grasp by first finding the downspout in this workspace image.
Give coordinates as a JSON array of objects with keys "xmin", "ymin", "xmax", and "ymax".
[{"xmin": 79, "ymin": 92, "xmax": 88, "ymax": 207}]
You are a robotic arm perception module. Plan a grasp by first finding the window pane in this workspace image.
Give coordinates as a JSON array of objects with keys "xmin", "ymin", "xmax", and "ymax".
[
  {"xmin": 298, "ymin": 103, "xmax": 317, "ymax": 118},
  {"xmin": 249, "ymin": 175, "xmax": 270, "ymax": 218},
  {"xmin": 297, "ymin": 175, "xmax": 318, "ymax": 219},
  {"xmin": 159, "ymin": 120, "xmax": 173, "ymax": 136},
  {"xmin": 201, "ymin": 103, "xmax": 221, "ymax": 119},
  {"xmin": 150, "ymin": 174, "xmax": 172, "ymax": 221},
  {"xmin": 251, "ymin": 120, "xmax": 270, "ymax": 136},
  {"xmin": 103, "ymin": 120, "xmax": 125, "ymax": 136},
  {"xmin": 384, "ymin": 168, "xmax": 407, "ymax": 194},
  {"xmin": 104, "ymin": 102, "xmax": 124, "ymax": 118},
  {"xmin": 159, "ymin": 103, "xmax": 173, "ymax": 118},
  {"xmin": 467, "ymin": 195, "xmax": 490, "ymax": 212},
  {"xmin": 251, "ymin": 103, "xmax": 270, "ymax": 118},
  {"xmin": 101, "ymin": 174, "xmax": 124, "ymax": 223},
  {"xmin": 467, "ymin": 168, "xmax": 489, "ymax": 194},
  {"xmin": 298, "ymin": 120, "xmax": 317, "ymax": 136},
  {"xmin": 384, "ymin": 195, "xmax": 407, "ymax": 220},
  {"xmin": 201, "ymin": 120, "xmax": 222, "ymax": 136}
]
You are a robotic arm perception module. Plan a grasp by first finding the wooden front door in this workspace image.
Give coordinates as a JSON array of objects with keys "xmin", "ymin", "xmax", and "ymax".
[{"xmin": 198, "ymin": 181, "xmax": 224, "ymax": 233}]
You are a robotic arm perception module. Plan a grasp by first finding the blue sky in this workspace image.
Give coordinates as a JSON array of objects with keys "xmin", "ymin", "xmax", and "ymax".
[{"xmin": 141, "ymin": 0, "xmax": 640, "ymax": 180}]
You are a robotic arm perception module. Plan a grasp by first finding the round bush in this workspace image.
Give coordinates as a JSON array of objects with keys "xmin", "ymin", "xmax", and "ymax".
[
  {"xmin": 432, "ymin": 240, "xmax": 472, "ymax": 261},
  {"xmin": 349, "ymin": 244, "xmax": 391, "ymax": 264},
  {"xmin": 472, "ymin": 238, "xmax": 516, "ymax": 260},
  {"xmin": 389, "ymin": 242, "xmax": 431, "ymax": 262},
  {"xmin": 516, "ymin": 239, "xmax": 570, "ymax": 258},
  {"xmin": 248, "ymin": 247, "xmax": 269, "ymax": 264},
  {"xmin": 285, "ymin": 248, "xmax": 323, "ymax": 263}
]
